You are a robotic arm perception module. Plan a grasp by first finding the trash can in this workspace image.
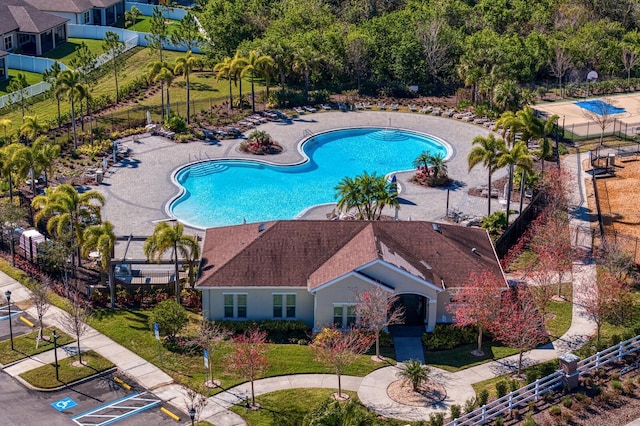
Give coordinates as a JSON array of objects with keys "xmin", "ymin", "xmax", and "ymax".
[
  {"xmin": 96, "ymin": 170, "xmax": 103, "ymax": 184},
  {"xmin": 608, "ymin": 153, "xmax": 616, "ymax": 167}
]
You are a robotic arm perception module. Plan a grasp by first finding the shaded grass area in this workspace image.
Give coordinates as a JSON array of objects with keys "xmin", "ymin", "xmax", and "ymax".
[
  {"xmin": 471, "ymin": 360, "xmax": 559, "ymax": 399},
  {"xmin": 43, "ymin": 38, "xmax": 105, "ymax": 66},
  {"xmin": 19, "ymin": 350, "xmax": 114, "ymax": 389},
  {"xmin": 89, "ymin": 309, "xmax": 390, "ymax": 394},
  {"xmin": 0, "ymin": 326, "xmax": 74, "ymax": 364},
  {"xmin": 228, "ymin": 389, "xmax": 422, "ymax": 426},
  {"xmin": 127, "ymin": 16, "xmax": 180, "ymax": 34},
  {"xmin": 545, "ymin": 299, "xmax": 573, "ymax": 339},
  {"xmin": 426, "ymin": 341, "xmax": 519, "ymax": 372},
  {"xmin": 0, "ymin": 70, "xmax": 45, "ymax": 95}
]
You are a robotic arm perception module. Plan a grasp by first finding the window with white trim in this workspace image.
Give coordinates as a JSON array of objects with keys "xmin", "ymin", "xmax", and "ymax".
[
  {"xmin": 273, "ymin": 293, "xmax": 296, "ymax": 319},
  {"xmin": 4, "ymin": 35, "xmax": 13, "ymax": 51},
  {"xmin": 223, "ymin": 293, "xmax": 247, "ymax": 319},
  {"xmin": 83, "ymin": 11, "xmax": 90, "ymax": 24},
  {"xmin": 333, "ymin": 304, "xmax": 357, "ymax": 329}
]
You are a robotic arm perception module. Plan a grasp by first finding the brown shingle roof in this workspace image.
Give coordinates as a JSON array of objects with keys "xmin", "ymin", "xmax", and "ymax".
[
  {"xmin": 0, "ymin": 0, "xmax": 67, "ymax": 35},
  {"xmin": 197, "ymin": 221, "xmax": 505, "ymax": 290},
  {"xmin": 25, "ymin": 0, "xmax": 94, "ymax": 14}
]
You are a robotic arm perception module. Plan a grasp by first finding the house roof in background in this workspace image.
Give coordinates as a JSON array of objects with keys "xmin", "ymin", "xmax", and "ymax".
[
  {"xmin": 24, "ymin": 0, "xmax": 94, "ymax": 14},
  {"xmin": 197, "ymin": 221, "xmax": 505, "ymax": 290},
  {"xmin": 1, "ymin": 0, "xmax": 68, "ymax": 35},
  {"xmin": 0, "ymin": 51, "xmax": 10, "ymax": 58}
]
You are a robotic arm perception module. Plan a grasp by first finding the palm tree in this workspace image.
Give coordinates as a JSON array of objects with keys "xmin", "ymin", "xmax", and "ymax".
[
  {"xmin": 33, "ymin": 138, "xmax": 60, "ymax": 187},
  {"xmin": 0, "ymin": 118, "xmax": 12, "ymax": 141},
  {"xmin": 32, "ymin": 184, "xmax": 105, "ymax": 267},
  {"xmin": 335, "ymin": 172, "xmax": 398, "ymax": 220},
  {"xmin": 213, "ymin": 56, "xmax": 234, "ymax": 111},
  {"xmin": 269, "ymin": 41, "xmax": 292, "ymax": 92},
  {"xmin": 493, "ymin": 79, "xmax": 521, "ymax": 112},
  {"xmin": 20, "ymin": 115, "xmax": 47, "ymax": 145},
  {"xmin": 515, "ymin": 106, "xmax": 544, "ymax": 144},
  {"xmin": 147, "ymin": 61, "xmax": 172, "ymax": 121},
  {"xmin": 1, "ymin": 143, "xmax": 27, "ymax": 203},
  {"xmin": 55, "ymin": 70, "xmax": 86, "ymax": 149},
  {"xmin": 11, "ymin": 141, "xmax": 43, "ymax": 195},
  {"xmin": 82, "ymin": 221, "xmax": 116, "ymax": 285},
  {"xmin": 230, "ymin": 52, "xmax": 246, "ymax": 109},
  {"xmin": 174, "ymin": 51, "xmax": 200, "ymax": 124},
  {"xmin": 497, "ymin": 141, "xmax": 533, "ymax": 224},
  {"xmin": 292, "ymin": 46, "xmax": 318, "ymax": 103},
  {"xmin": 144, "ymin": 221, "xmax": 200, "ymax": 304},
  {"xmin": 468, "ymin": 134, "xmax": 507, "ymax": 217},
  {"xmin": 397, "ymin": 359, "xmax": 430, "ymax": 392},
  {"xmin": 239, "ymin": 50, "xmax": 274, "ymax": 112},
  {"xmin": 42, "ymin": 61, "xmax": 63, "ymax": 128}
]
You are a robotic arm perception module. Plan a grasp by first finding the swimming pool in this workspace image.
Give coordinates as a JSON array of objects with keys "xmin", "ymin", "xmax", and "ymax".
[
  {"xmin": 169, "ymin": 127, "xmax": 450, "ymax": 229},
  {"xmin": 574, "ymin": 100, "xmax": 626, "ymax": 115}
]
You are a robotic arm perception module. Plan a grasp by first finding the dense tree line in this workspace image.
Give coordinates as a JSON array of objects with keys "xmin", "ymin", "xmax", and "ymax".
[{"xmin": 195, "ymin": 0, "xmax": 640, "ymax": 97}]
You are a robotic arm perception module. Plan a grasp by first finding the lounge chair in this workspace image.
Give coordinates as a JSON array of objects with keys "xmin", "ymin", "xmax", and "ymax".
[
  {"xmin": 304, "ymin": 105, "xmax": 317, "ymax": 113},
  {"xmin": 420, "ymin": 106, "xmax": 432, "ymax": 114},
  {"xmin": 294, "ymin": 107, "xmax": 305, "ymax": 114},
  {"xmin": 321, "ymin": 104, "xmax": 332, "ymax": 110},
  {"xmin": 355, "ymin": 102, "xmax": 364, "ymax": 110},
  {"xmin": 432, "ymin": 107, "xmax": 441, "ymax": 116},
  {"xmin": 338, "ymin": 103, "xmax": 347, "ymax": 112},
  {"xmin": 377, "ymin": 102, "xmax": 386, "ymax": 110},
  {"xmin": 390, "ymin": 103, "xmax": 399, "ymax": 111},
  {"xmin": 408, "ymin": 104, "xmax": 418, "ymax": 112},
  {"xmin": 363, "ymin": 102, "xmax": 372, "ymax": 109}
]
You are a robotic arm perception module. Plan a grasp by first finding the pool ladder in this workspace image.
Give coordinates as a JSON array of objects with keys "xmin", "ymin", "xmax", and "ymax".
[{"xmin": 303, "ymin": 129, "xmax": 313, "ymax": 137}]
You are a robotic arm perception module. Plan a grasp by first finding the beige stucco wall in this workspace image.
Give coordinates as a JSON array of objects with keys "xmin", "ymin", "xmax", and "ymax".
[
  {"xmin": 201, "ymin": 287, "xmax": 314, "ymax": 326},
  {"xmin": 313, "ymin": 262, "xmax": 443, "ymax": 331}
]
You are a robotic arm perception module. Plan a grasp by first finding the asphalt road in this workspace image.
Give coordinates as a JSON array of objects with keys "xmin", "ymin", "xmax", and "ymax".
[{"xmin": 0, "ymin": 370, "xmax": 181, "ymax": 426}]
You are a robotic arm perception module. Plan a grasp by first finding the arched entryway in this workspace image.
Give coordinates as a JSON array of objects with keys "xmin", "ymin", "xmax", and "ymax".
[{"xmin": 393, "ymin": 293, "xmax": 427, "ymax": 326}]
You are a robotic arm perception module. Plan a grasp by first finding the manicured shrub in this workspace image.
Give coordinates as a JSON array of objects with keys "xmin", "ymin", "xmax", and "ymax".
[
  {"xmin": 562, "ymin": 396, "xmax": 573, "ymax": 408},
  {"xmin": 463, "ymin": 397, "xmax": 476, "ymax": 414},
  {"xmin": 148, "ymin": 299, "xmax": 188, "ymax": 338},
  {"xmin": 165, "ymin": 114, "xmax": 186, "ymax": 133},
  {"xmin": 549, "ymin": 405, "xmax": 562, "ymax": 416},
  {"xmin": 526, "ymin": 369, "xmax": 539, "ymax": 384},
  {"xmin": 449, "ymin": 404, "xmax": 461, "ymax": 419},
  {"xmin": 496, "ymin": 380, "xmax": 508, "ymax": 398},
  {"xmin": 428, "ymin": 412, "xmax": 444, "ymax": 426},
  {"xmin": 422, "ymin": 324, "xmax": 477, "ymax": 351},
  {"xmin": 477, "ymin": 389, "xmax": 489, "ymax": 406},
  {"xmin": 214, "ymin": 319, "xmax": 310, "ymax": 343}
]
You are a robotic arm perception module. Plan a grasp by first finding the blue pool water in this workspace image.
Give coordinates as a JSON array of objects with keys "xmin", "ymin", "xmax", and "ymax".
[
  {"xmin": 170, "ymin": 128, "xmax": 449, "ymax": 228},
  {"xmin": 574, "ymin": 100, "xmax": 626, "ymax": 115}
]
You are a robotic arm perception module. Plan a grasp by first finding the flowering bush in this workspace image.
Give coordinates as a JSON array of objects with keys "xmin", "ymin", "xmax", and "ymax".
[{"xmin": 240, "ymin": 130, "xmax": 283, "ymax": 155}]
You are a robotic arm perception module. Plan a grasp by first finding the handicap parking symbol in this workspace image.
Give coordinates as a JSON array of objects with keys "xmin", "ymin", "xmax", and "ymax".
[{"xmin": 51, "ymin": 397, "xmax": 78, "ymax": 412}]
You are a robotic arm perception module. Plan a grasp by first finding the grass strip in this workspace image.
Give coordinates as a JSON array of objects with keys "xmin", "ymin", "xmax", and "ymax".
[
  {"xmin": 228, "ymin": 388, "xmax": 421, "ymax": 426},
  {"xmin": 19, "ymin": 350, "xmax": 114, "ymax": 389},
  {"xmin": 0, "ymin": 326, "xmax": 74, "ymax": 365}
]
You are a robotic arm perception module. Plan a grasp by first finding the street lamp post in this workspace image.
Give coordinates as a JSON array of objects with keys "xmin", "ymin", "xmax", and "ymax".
[
  {"xmin": 52, "ymin": 329, "xmax": 59, "ymax": 381},
  {"xmin": 188, "ymin": 406, "xmax": 195, "ymax": 426},
  {"xmin": 5, "ymin": 290, "xmax": 13, "ymax": 350}
]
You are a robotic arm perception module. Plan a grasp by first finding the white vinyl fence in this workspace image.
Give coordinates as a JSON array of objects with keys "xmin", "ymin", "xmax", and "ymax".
[
  {"xmin": 446, "ymin": 334, "xmax": 640, "ymax": 426},
  {"xmin": 0, "ymin": 55, "xmax": 69, "ymax": 109}
]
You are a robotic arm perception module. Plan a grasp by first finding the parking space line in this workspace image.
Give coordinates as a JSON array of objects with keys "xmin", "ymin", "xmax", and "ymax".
[{"xmin": 71, "ymin": 392, "xmax": 161, "ymax": 426}]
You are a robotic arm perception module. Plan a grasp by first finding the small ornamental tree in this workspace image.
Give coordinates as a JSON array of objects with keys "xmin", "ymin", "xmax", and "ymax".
[
  {"xmin": 447, "ymin": 270, "xmax": 505, "ymax": 356},
  {"xmin": 529, "ymin": 212, "xmax": 573, "ymax": 297},
  {"xmin": 148, "ymin": 299, "xmax": 188, "ymax": 339},
  {"xmin": 492, "ymin": 287, "xmax": 548, "ymax": 376},
  {"xmin": 582, "ymin": 269, "xmax": 630, "ymax": 346},
  {"xmin": 311, "ymin": 327, "xmax": 374, "ymax": 399},
  {"xmin": 61, "ymin": 290, "xmax": 91, "ymax": 365},
  {"xmin": 528, "ymin": 254, "xmax": 559, "ymax": 319},
  {"xmin": 226, "ymin": 327, "xmax": 269, "ymax": 407},
  {"xmin": 354, "ymin": 287, "xmax": 404, "ymax": 360},
  {"xmin": 191, "ymin": 318, "xmax": 228, "ymax": 387},
  {"xmin": 30, "ymin": 278, "xmax": 51, "ymax": 344}
]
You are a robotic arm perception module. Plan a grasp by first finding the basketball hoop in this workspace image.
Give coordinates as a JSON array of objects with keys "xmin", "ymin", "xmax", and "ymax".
[{"xmin": 587, "ymin": 70, "xmax": 598, "ymax": 82}]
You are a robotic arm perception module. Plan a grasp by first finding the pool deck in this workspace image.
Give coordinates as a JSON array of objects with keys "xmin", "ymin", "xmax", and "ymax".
[{"xmin": 97, "ymin": 111, "xmax": 508, "ymax": 243}]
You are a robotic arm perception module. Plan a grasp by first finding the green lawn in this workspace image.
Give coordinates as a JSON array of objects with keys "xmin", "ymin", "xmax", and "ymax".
[
  {"xmin": 0, "ymin": 70, "xmax": 45, "ymax": 95},
  {"xmin": 546, "ymin": 299, "xmax": 573, "ymax": 339},
  {"xmin": 426, "ymin": 341, "xmax": 520, "ymax": 372},
  {"xmin": 89, "ymin": 309, "xmax": 390, "ymax": 394},
  {"xmin": 43, "ymin": 38, "xmax": 105, "ymax": 66},
  {"xmin": 0, "ymin": 327, "xmax": 74, "ymax": 365},
  {"xmin": 127, "ymin": 16, "xmax": 180, "ymax": 34},
  {"xmin": 228, "ymin": 389, "xmax": 422, "ymax": 426},
  {"xmin": 19, "ymin": 350, "xmax": 115, "ymax": 388}
]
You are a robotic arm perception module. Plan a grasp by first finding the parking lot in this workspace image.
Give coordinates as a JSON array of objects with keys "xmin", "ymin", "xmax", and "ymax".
[{"xmin": 1, "ymin": 370, "xmax": 182, "ymax": 426}]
